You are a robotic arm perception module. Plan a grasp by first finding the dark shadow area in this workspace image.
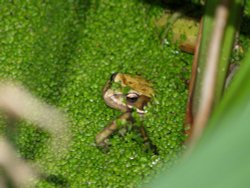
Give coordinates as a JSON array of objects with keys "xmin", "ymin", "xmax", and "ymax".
[
  {"xmin": 41, "ymin": 174, "xmax": 69, "ymax": 187},
  {"xmin": 140, "ymin": 0, "xmax": 204, "ymax": 20},
  {"xmin": 23, "ymin": 0, "xmax": 99, "ymax": 104},
  {"xmin": 240, "ymin": 15, "xmax": 250, "ymax": 36},
  {"xmin": 141, "ymin": 0, "xmax": 250, "ymax": 38}
]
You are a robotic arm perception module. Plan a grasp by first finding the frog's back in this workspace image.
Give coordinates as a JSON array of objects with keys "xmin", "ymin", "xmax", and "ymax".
[{"xmin": 114, "ymin": 73, "xmax": 154, "ymax": 98}]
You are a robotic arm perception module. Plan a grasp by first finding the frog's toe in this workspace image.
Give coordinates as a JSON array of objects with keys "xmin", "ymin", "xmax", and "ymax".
[{"xmin": 96, "ymin": 139, "xmax": 111, "ymax": 153}]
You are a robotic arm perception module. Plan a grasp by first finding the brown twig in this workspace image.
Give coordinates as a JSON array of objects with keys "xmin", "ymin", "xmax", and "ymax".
[{"xmin": 185, "ymin": 18, "xmax": 203, "ymax": 137}]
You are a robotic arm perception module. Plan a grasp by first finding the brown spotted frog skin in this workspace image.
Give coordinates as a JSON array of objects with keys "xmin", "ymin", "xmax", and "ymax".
[{"xmin": 96, "ymin": 73, "xmax": 157, "ymax": 154}]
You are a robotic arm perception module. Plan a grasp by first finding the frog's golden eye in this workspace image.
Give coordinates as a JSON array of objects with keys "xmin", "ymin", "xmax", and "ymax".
[{"xmin": 126, "ymin": 93, "xmax": 139, "ymax": 103}]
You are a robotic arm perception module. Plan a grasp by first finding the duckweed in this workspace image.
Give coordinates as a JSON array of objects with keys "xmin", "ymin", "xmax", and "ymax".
[{"xmin": 0, "ymin": 0, "xmax": 192, "ymax": 187}]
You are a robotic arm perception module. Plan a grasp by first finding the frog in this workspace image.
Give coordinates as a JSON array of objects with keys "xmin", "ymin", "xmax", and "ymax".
[{"xmin": 95, "ymin": 73, "xmax": 158, "ymax": 154}]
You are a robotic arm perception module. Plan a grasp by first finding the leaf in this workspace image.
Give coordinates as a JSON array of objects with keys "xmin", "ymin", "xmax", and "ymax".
[{"xmin": 146, "ymin": 49, "xmax": 250, "ymax": 188}]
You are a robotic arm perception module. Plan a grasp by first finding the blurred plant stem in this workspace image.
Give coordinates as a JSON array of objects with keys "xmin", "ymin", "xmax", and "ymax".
[
  {"xmin": 0, "ymin": 137, "xmax": 37, "ymax": 188},
  {"xmin": 0, "ymin": 82, "xmax": 70, "ymax": 187},
  {"xmin": 186, "ymin": 0, "xmax": 244, "ymax": 146}
]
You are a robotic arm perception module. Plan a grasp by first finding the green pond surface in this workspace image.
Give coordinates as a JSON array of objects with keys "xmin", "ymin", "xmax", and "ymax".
[{"xmin": 0, "ymin": 0, "xmax": 192, "ymax": 187}]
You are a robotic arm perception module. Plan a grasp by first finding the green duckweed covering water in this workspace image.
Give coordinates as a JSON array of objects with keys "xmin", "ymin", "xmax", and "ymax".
[{"xmin": 0, "ymin": 0, "xmax": 192, "ymax": 187}]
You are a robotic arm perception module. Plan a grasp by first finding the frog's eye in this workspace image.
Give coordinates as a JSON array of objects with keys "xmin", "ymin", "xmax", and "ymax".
[{"xmin": 126, "ymin": 93, "xmax": 139, "ymax": 103}]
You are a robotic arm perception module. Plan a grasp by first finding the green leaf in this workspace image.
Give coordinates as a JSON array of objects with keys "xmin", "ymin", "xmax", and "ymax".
[{"xmin": 146, "ymin": 49, "xmax": 250, "ymax": 188}]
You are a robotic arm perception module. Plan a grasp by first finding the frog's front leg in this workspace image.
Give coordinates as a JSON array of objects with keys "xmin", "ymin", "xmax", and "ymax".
[{"xmin": 95, "ymin": 112, "xmax": 132, "ymax": 149}]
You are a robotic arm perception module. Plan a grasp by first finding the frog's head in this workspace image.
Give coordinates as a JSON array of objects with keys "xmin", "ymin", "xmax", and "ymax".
[{"xmin": 103, "ymin": 73, "xmax": 154, "ymax": 114}]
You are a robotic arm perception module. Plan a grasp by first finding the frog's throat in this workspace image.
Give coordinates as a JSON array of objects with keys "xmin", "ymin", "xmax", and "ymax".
[{"xmin": 127, "ymin": 104, "xmax": 145, "ymax": 114}]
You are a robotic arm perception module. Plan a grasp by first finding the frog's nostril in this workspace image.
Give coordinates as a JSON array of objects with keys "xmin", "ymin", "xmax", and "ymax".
[{"xmin": 110, "ymin": 73, "xmax": 118, "ymax": 81}]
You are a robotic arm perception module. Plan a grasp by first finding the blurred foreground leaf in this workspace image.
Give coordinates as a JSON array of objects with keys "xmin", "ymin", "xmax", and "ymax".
[{"xmin": 146, "ymin": 50, "xmax": 250, "ymax": 188}]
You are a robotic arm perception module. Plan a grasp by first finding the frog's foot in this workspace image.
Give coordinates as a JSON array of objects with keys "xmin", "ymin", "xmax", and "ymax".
[{"xmin": 96, "ymin": 139, "xmax": 111, "ymax": 153}]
